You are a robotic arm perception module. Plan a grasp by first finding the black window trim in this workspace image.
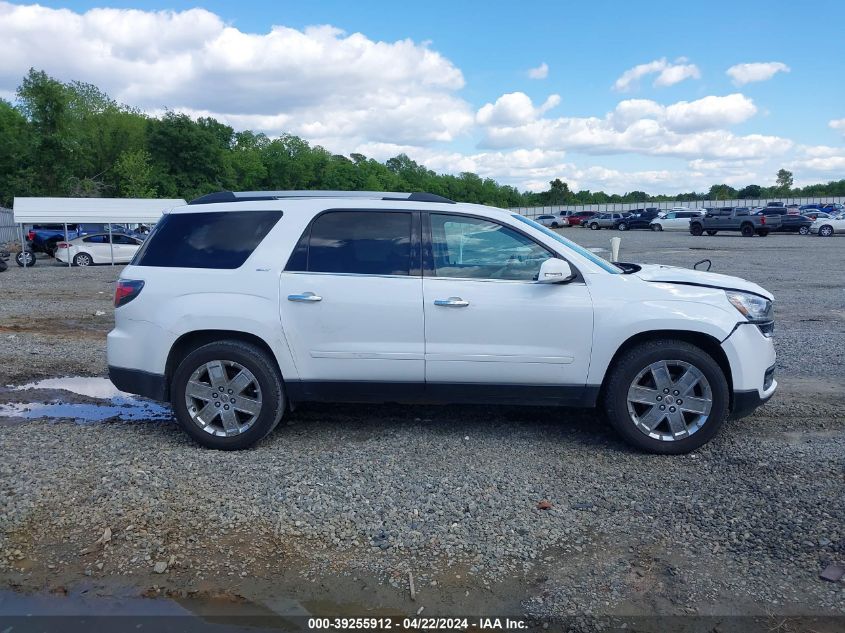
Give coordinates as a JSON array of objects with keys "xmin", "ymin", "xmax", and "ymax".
[
  {"xmin": 421, "ymin": 210, "xmax": 583, "ymax": 283},
  {"xmin": 283, "ymin": 208, "xmax": 422, "ymax": 278}
]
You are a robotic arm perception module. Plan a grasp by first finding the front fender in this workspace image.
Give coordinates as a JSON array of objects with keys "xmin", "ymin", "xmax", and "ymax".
[{"xmin": 586, "ymin": 297, "xmax": 738, "ymax": 386}]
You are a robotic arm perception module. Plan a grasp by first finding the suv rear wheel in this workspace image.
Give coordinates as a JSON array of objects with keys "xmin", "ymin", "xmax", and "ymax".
[
  {"xmin": 602, "ymin": 339, "xmax": 729, "ymax": 454},
  {"xmin": 689, "ymin": 223, "xmax": 703, "ymax": 236},
  {"xmin": 171, "ymin": 340, "xmax": 285, "ymax": 450}
]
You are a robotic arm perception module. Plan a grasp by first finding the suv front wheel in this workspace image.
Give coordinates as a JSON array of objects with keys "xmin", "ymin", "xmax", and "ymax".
[
  {"xmin": 603, "ymin": 339, "xmax": 729, "ymax": 454},
  {"xmin": 171, "ymin": 340, "xmax": 285, "ymax": 450}
]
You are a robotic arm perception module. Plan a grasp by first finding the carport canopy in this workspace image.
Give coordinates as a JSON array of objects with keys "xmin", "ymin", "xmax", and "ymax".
[{"xmin": 13, "ymin": 197, "xmax": 185, "ymax": 224}]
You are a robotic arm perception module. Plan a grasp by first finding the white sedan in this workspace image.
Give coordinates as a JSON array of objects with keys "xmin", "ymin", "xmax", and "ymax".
[
  {"xmin": 810, "ymin": 214, "xmax": 845, "ymax": 237},
  {"xmin": 55, "ymin": 233, "xmax": 144, "ymax": 266}
]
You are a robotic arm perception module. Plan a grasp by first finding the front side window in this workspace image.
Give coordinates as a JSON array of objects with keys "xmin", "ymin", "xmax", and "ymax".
[
  {"xmin": 292, "ymin": 211, "xmax": 412, "ymax": 276},
  {"xmin": 430, "ymin": 214, "xmax": 549, "ymax": 281}
]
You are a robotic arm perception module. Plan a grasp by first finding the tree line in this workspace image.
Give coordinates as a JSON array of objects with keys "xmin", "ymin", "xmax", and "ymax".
[{"xmin": 1, "ymin": 69, "xmax": 843, "ymax": 209}]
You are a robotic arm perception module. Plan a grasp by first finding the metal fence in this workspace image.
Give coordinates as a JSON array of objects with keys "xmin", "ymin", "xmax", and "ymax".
[
  {"xmin": 0, "ymin": 208, "xmax": 17, "ymax": 244},
  {"xmin": 511, "ymin": 196, "xmax": 845, "ymax": 218}
]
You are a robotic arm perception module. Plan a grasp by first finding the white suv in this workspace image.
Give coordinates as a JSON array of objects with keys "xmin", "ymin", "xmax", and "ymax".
[{"xmin": 108, "ymin": 191, "xmax": 777, "ymax": 454}]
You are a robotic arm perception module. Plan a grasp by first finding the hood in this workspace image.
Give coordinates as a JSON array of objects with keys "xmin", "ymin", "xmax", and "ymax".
[{"xmin": 633, "ymin": 264, "xmax": 773, "ymax": 300}]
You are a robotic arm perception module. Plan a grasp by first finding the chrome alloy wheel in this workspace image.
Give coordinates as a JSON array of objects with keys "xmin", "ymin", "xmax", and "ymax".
[
  {"xmin": 626, "ymin": 360, "xmax": 713, "ymax": 441},
  {"xmin": 185, "ymin": 360, "xmax": 263, "ymax": 436}
]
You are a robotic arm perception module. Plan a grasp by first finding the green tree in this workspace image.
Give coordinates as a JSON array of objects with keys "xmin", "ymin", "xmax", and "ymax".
[
  {"xmin": 776, "ymin": 168, "xmax": 794, "ymax": 192},
  {"xmin": 114, "ymin": 149, "xmax": 157, "ymax": 198},
  {"xmin": 16, "ymin": 68, "xmax": 73, "ymax": 195},
  {"xmin": 708, "ymin": 184, "xmax": 737, "ymax": 200}
]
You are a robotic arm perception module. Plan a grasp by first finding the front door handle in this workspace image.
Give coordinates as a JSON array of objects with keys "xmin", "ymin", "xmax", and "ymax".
[
  {"xmin": 288, "ymin": 292, "xmax": 322, "ymax": 302},
  {"xmin": 434, "ymin": 297, "xmax": 469, "ymax": 307}
]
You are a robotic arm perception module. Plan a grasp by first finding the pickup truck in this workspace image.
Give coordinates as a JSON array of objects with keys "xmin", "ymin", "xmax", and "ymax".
[{"xmin": 690, "ymin": 207, "xmax": 782, "ymax": 237}]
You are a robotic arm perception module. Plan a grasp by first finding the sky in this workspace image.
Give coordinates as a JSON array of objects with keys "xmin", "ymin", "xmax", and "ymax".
[{"xmin": 1, "ymin": 0, "xmax": 844, "ymax": 194}]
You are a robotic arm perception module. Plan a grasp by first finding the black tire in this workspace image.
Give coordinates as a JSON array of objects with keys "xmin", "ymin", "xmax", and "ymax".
[
  {"xmin": 73, "ymin": 252, "xmax": 93, "ymax": 267},
  {"xmin": 740, "ymin": 224, "xmax": 754, "ymax": 237},
  {"xmin": 171, "ymin": 340, "xmax": 285, "ymax": 450},
  {"xmin": 590, "ymin": 222, "xmax": 600, "ymax": 230},
  {"xmin": 602, "ymin": 339, "xmax": 730, "ymax": 454},
  {"xmin": 618, "ymin": 222, "xmax": 628, "ymax": 231},
  {"xmin": 798, "ymin": 226, "xmax": 810, "ymax": 235},
  {"xmin": 756, "ymin": 229, "xmax": 769, "ymax": 237},
  {"xmin": 818, "ymin": 225, "xmax": 834, "ymax": 237},
  {"xmin": 15, "ymin": 251, "xmax": 36, "ymax": 267},
  {"xmin": 551, "ymin": 222, "xmax": 560, "ymax": 228},
  {"xmin": 0, "ymin": 259, "xmax": 7, "ymax": 273},
  {"xmin": 651, "ymin": 224, "xmax": 662, "ymax": 231},
  {"xmin": 706, "ymin": 230, "xmax": 718, "ymax": 236},
  {"xmin": 690, "ymin": 223, "xmax": 704, "ymax": 236}
]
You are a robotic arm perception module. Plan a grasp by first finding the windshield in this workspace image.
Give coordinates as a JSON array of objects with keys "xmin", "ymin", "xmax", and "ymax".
[{"xmin": 512, "ymin": 214, "xmax": 620, "ymax": 274}]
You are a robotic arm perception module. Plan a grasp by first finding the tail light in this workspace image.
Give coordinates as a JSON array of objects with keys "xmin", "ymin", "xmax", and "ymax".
[
  {"xmin": 27, "ymin": 230, "xmax": 35, "ymax": 241},
  {"xmin": 56, "ymin": 242, "xmax": 70, "ymax": 249},
  {"xmin": 114, "ymin": 279, "xmax": 145, "ymax": 307},
  {"xmin": 760, "ymin": 216, "xmax": 766, "ymax": 225}
]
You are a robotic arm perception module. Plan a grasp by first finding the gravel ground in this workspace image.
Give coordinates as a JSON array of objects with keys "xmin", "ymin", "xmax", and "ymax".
[{"xmin": 0, "ymin": 230, "xmax": 843, "ymax": 627}]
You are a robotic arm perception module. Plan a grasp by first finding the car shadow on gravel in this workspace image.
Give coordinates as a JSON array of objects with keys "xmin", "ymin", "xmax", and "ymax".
[{"xmin": 274, "ymin": 402, "xmax": 636, "ymax": 452}]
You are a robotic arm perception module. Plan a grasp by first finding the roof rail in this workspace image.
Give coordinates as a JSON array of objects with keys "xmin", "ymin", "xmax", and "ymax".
[{"xmin": 187, "ymin": 190, "xmax": 455, "ymax": 205}]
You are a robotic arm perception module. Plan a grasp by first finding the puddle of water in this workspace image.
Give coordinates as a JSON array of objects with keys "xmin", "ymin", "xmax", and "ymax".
[
  {"xmin": 0, "ymin": 375, "xmax": 172, "ymax": 424},
  {"xmin": 0, "ymin": 400, "xmax": 171, "ymax": 423},
  {"xmin": 11, "ymin": 376, "xmax": 129, "ymax": 399}
]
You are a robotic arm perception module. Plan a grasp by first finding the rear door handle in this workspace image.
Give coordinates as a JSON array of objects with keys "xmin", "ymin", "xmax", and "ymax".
[
  {"xmin": 434, "ymin": 297, "xmax": 469, "ymax": 307},
  {"xmin": 287, "ymin": 292, "xmax": 322, "ymax": 302}
]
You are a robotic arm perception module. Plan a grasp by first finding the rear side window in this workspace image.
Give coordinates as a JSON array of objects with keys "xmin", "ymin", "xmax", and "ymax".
[
  {"xmin": 83, "ymin": 235, "xmax": 108, "ymax": 243},
  {"xmin": 287, "ymin": 211, "xmax": 412, "ymax": 276},
  {"xmin": 133, "ymin": 211, "xmax": 282, "ymax": 269}
]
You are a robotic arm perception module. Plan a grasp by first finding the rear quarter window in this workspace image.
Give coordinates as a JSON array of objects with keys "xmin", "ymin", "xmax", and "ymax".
[{"xmin": 133, "ymin": 210, "xmax": 282, "ymax": 269}]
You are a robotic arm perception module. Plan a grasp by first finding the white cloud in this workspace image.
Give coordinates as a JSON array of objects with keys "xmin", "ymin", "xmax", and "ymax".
[
  {"xmin": 478, "ymin": 92, "xmax": 778, "ymax": 160},
  {"xmin": 800, "ymin": 144, "xmax": 842, "ymax": 158},
  {"xmin": 0, "ymin": 1, "xmax": 473, "ymax": 151},
  {"xmin": 475, "ymin": 92, "xmax": 560, "ymax": 126},
  {"xmin": 653, "ymin": 62, "xmax": 701, "ymax": 88},
  {"xmin": 527, "ymin": 62, "xmax": 549, "ymax": 79},
  {"xmin": 829, "ymin": 118, "xmax": 845, "ymax": 134},
  {"xmin": 726, "ymin": 62, "xmax": 790, "ymax": 86},
  {"xmin": 613, "ymin": 57, "xmax": 700, "ymax": 92}
]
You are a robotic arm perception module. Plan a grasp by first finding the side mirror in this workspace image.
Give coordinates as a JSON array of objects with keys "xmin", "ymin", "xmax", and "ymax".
[{"xmin": 536, "ymin": 258, "xmax": 575, "ymax": 284}]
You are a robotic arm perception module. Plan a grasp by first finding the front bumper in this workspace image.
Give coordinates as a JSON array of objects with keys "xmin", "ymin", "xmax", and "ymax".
[
  {"xmin": 720, "ymin": 323, "xmax": 778, "ymax": 418},
  {"xmin": 731, "ymin": 379, "xmax": 775, "ymax": 419}
]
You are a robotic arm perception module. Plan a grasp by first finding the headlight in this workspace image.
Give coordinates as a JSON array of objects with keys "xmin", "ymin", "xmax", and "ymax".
[{"xmin": 726, "ymin": 290, "xmax": 773, "ymax": 334}]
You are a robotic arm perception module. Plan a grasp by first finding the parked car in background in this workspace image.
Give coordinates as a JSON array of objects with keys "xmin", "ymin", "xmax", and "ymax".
[
  {"xmin": 649, "ymin": 210, "xmax": 704, "ymax": 231},
  {"xmin": 820, "ymin": 203, "xmax": 844, "ymax": 215},
  {"xmin": 774, "ymin": 214, "xmax": 814, "ymax": 234},
  {"xmin": 765, "ymin": 201, "xmax": 785, "ymax": 208},
  {"xmin": 810, "ymin": 214, "xmax": 845, "ymax": 237},
  {"xmin": 564, "ymin": 211, "xmax": 597, "ymax": 227},
  {"xmin": 54, "ymin": 233, "xmax": 144, "ymax": 266},
  {"xmin": 589, "ymin": 213, "xmax": 629, "ymax": 230},
  {"xmin": 784, "ymin": 204, "xmax": 801, "ymax": 214},
  {"xmin": 535, "ymin": 214, "xmax": 567, "ymax": 228},
  {"xmin": 690, "ymin": 207, "xmax": 781, "ymax": 237},
  {"xmin": 27, "ymin": 224, "xmax": 79, "ymax": 255},
  {"xmin": 615, "ymin": 209, "xmax": 660, "ymax": 231},
  {"xmin": 802, "ymin": 210, "xmax": 832, "ymax": 221}
]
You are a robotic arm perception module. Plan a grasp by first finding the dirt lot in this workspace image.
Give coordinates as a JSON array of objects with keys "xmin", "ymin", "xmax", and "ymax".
[{"xmin": 0, "ymin": 230, "xmax": 843, "ymax": 630}]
